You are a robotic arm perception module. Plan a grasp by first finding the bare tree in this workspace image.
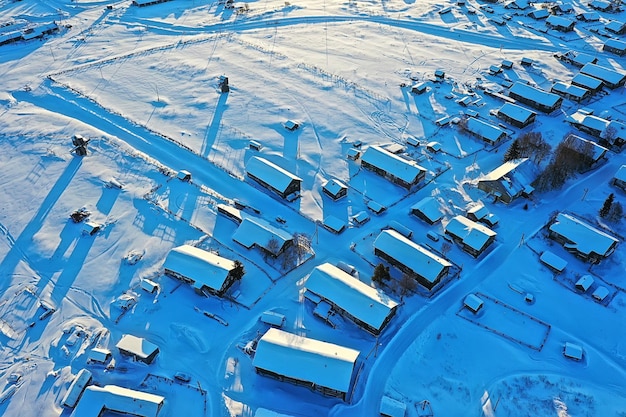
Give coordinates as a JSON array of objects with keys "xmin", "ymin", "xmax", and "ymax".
[
  {"xmin": 399, "ymin": 273, "xmax": 418, "ymax": 297},
  {"xmin": 264, "ymin": 237, "xmax": 281, "ymax": 261}
]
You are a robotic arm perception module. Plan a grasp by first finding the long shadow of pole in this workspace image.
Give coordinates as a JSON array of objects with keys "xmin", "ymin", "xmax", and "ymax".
[{"xmin": 0, "ymin": 157, "xmax": 83, "ymax": 292}]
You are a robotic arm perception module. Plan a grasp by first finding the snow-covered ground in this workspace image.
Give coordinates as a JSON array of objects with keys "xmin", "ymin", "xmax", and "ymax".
[{"xmin": 0, "ymin": 0, "xmax": 625, "ymax": 416}]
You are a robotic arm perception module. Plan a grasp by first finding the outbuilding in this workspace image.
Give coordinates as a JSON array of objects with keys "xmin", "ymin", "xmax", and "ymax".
[
  {"xmin": 477, "ymin": 158, "xmax": 535, "ymax": 204},
  {"xmin": 464, "ymin": 293, "xmax": 484, "ymax": 313},
  {"xmin": 563, "ymin": 342, "xmax": 584, "ymax": 361},
  {"xmin": 463, "ymin": 117, "xmax": 507, "ymax": 145},
  {"xmin": 612, "ymin": 165, "xmax": 626, "ymax": 190},
  {"xmin": 571, "ymin": 72, "xmax": 603, "ymax": 94},
  {"xmin": 546, "ymin": 15, "xmax": 575, "ymax": 32},
  {"xmin": 410, "ymin": 196, "xmax": 443, "ymax": 224},
  {"xmin": 550, "ymin": 82, "xmax": 590, "ymax": 103},
  {"xmin": 539, "ymin": 251, "xmax": 568, "ymax": 273},
  {"xmin": 575, "ymin": 274, "xmax": 594, "ymax": 292}
]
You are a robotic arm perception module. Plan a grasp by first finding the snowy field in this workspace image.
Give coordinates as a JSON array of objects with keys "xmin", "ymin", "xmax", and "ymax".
[{"xmin": 1, "ymin": 0, "xmax": 626, "ymax": 416}]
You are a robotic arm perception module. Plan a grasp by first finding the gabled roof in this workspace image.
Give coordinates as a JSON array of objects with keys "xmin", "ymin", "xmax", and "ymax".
[
  {"xmin": 572, "ymin": 72, "xmax": 603, "ymax": 89},
  {"xmin": 305, "ymin": 263, "xmax": 399, "ymax": 332},
  {"xmin": 70, "ymin": 385, "xmax": 164, "ymax": 417},
  {"xmin": 546, "ymin": 14, "xmax": 575, "ymax": 28},
  {"xmin": 604, "ymin": 38, "xmax": 626, "ymax": 51},
  {"xmin": 410, "ymin": 196, "xmax": 443, "ymax": 223},
  {"xmin": 549, "ymin": 213, "xmax": 618, "ymax": 257},
  {"xmin": 232, "ymin": 216, "xmax": 292, "ymax": 255},
  {"xmin": 551, "ymin": 82, "xmax": 589, "ymax": 99},
  {"xmin": 564, "ymin": 134, "xmax": 608, "ymax": 161},
  {"xmin": 322, "ymin": 178, "xmax": 348, "ymax": 196},
  {"xmin": 479, "ymin": 158, "xmax": 534, "ymax": 197},
  {"xmin": 246, "ymin": 156, "xmax": 302, "ymax": 194},
  {"xmin": 445, "ymin": 216, "xmax": 497, "ymax": 252},
  {"xmin": 615, "ymin": 165, "xmax": 626, "ymax": 182},
  {"xmin": 580, "ymin": 63, "xmax": 626, "ymax": 86},
  {"xmin": 361, "ymin": 145, "xmax": 426, "ymax": 184},
  {"xmin": 509, "ymin": 82, "xmax": 562, "ymax": 108},
  {"xmin": 497, "ymin": 102, "xmax": 536, "ymax": 123},
  {"xmin": 374, "ymin": 230, "xmax": 451, "ymax": 284},
  {"xmin": 115, "ymin": 334, "xmax": 159, "ymax": 360},
  {"xmin": 164, "ymin": 245, "xmax": 235, "ymax": 291},
  {"xmin": 606, "ymin": 20, "xmax": 626, "ymax": 32},
  {"xmin": 465, "ymin": 117, "xmax": 507, "ymax": 142},
  {"xmin": 253, "ymin": 328, "xmax": 360, "ymax": 393}
]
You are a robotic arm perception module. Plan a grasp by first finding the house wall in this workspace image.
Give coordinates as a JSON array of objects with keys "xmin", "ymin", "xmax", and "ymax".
[
  {"xmin": 603, "ymin": 44, "xmax": 626, "ymax": 56},
  {"xmin": 477, "ymin": 180, "xmax": 514, "ymax": 204},
  {"xmin": 247, "ymin": 173, "xmax": 300, "ymax": 199},
  {"xmin": 613, "ymin": 177, "xmax": 626, "ymax": 190},
  {"xmin": 254, "ymin": 367, "xmax": 348, "ymax": 400},
  {"xmin": 499, "ymin": 112, "xmax": 535, "ymax": 128}
]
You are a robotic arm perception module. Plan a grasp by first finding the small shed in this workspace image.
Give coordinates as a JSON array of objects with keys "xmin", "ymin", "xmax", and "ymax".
[
  {"xmin": 539, "ymin": 251, "xmax": 567, "ymax": 273},
  {"xmin": 367, "ymin": 200, "xmax": 387, "ymax": 214},
  {"xmin": 521, "ymin": 57, "xmax": 533, "ymax": 66},
  {"xmin": 434, "ymin": 69, "xmax": 446, "ymax": 80},
  {"xmin": 563, "ymin": 342, "xmax": 583, "ymax": 360},
  {"xmin": 592, "ymin": 286, "xmax": 610, "ymax": 302},
  {"xmin": 380, "ymin": 396, "xmax": 406, "ymax": 417},
  {"xmin": 260, "ymin": 311, "xmax": 286, "ymax": 328},
  {"xmin": 411, "ymin": 82, "xmax": 428, "ymax": 94},
  {"xmin": 88, "ymin": 347, "xmax": 112, "ymax": 364},
  {"xmin": 284, "ymin": 120, "xmax": 299, "ymax": 131},
  {"xmin": 575, "ymin": 275, "xmax": 594, "ymax": 292},
  {"xmin": 322, "ymin": 216, "xmax": 346, "ymax": 234},
  {"xmin": 322, "ymin": 178, "xmax": 348, "ymax": 200},
  {"xmin": 82, "ymin": 221, "xmax": 101, "ymax": 236},
  {"xmin": 426, "ymin": 141, "xmax": 442, "ymax": 152},
  {"xmin": 176, "ymin": 170, "xmax": 192, "ymax": 182},
  {"xmin": 347, "ymin": 148, "xmax": 361, "ymax": 160},
  {"xmin": 140, "ymin": 279, "xmax": 159, "ymax": 294},
  {"xmin": 603, "ymin": 38, "xmax": 626, "ymax": 56},
  {"xmin": 501, "ymin": 59, "xmax": 514, "ymax": 69},
  {"xmin": 351, "ymin": 211, "xmax": 370, "ymax": 226},
  {"xmin": 612, "ymin": 165, "xmax": 626, "ymax": 190},
  {"xmin": 464, "ymin": 294, "xmax": 484, "ymax": 313}
]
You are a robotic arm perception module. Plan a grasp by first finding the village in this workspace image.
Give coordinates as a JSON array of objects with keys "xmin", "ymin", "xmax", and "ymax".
[{"xmin": 0, "ymin": 0, "xmax": 625, "ymax": 417}]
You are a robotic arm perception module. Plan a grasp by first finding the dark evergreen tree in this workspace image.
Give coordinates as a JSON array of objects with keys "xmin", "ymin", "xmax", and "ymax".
[
  {"xmin": 503, "ymin": 139, "xmax": 521, "ymax": 162},
  {"xmin": 600, "ymin": 193, "xmax": 615, "ymax": 218},
  {"xmin": 372, "ymin": 263, "xmax": 390, "ymax": 284}
]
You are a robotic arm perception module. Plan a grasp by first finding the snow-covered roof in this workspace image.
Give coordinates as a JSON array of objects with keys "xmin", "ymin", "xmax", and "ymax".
[
  {"xmin": 88, "ymin": 347, "xmax": 111, "ymax": 363},
  {"xmin": 561, "ymin": 50, "xmax": 597, "ymax": 67},
  {"xmin": 604, "ymin": 38, "xmax": 626, "ymax": 51},
  {"xmin": 606, "ymin": 20, "xmax": 626, "ymax": 32},
  {"xmin": 62, "ymin": 368, "xmax": 93, "ymax": 408},
  {"xmin": 479, "ymin": 158, "xmax": 534, "ymax": 197},
  {"xmin": 70, "ymin": 385, "xmax": 165, "ymax": 417},
  {"xmin": 253, "ymin": 328, "xmax": 360, "ymax": 393},
  {"xmin": 580, "ymin": 63, "xmax": 626, "ymax": 86},
  {"xmin": 464, "ymin": 294, "xmax": 484, "ymax": 312},
  {"xmin": 411, "ymin": 197, "xmax": 443, "ymax": 223},
  {"xmin": 572, "ymin": 72, "xmax": 603, "ymax": 90},
  {"xmin": 254, "ymin": 409, "xmax": 296, "ymax": 417},
  {"xmin": 563, "ymin": 342, "xmax": 583, "ymax": 360},
  {"xmin": 323, "ymin": 215, "xmax": 346, "ymax": 233},
  {"xmin": 374, "ymin": 230, "xmax": 452, "ymax": 284},
  {"xmin": 232, "ymin": 216, "xmax": 292, "ymax": 254},
  {"xmin": 551, "ymin": 82, "xmax": 588, "ymax": 99},
  {"xmin": 322, "ymin": 178, "xmax": 348, "ymax": 196},
  {"xmin": 592, "ymin": 286, "xmax": 610, "ymax": 301},
  {"xmin": 615, "ymin": 165, "xmax": 626, "ymax": 182},
  {"xmin": 361, "ymin": 145, "xmax": 426, "ymax": 184},
  {"xmin": 305, "ymin": 263, "xmax": 399, "ymax": 332},
  {"xmin": 575, "ymin": 274, "xmax": 594, "ymax": 291},
  {"xmin": 509, "ymin": 82, "xmax": 561, "ymax": 108},
  {"xmin": 465, "ymin": 117, "xmax": 506, "ymax": 142},
  {"xmin": 115, "ymin": 334, "xmax": 159, "ymax": 360},
  {"xmin": 497, "ymin": 102, "xmax": 536, "ymax": 123},
  {"xmin": 246, "ymin": 156, "xmax": 302, "ymax": 194},
  {"xmin": 549, "ymin": 213, "xmax": 618, "ymax": 257},
  {"xmin": 528, "ymin": 8, "xmax": 549, "ymax": 18},
  {"xmin": 540, "ymin": 251, "xmax": 568, "ymax": 272},
  {"xmin": 565, "ymin": 134, "xmax": 608, "ymax": 161},
  {"xmin": 467, "ymin": 202, "xmax": 489, "ymax": 220},
  {"xmin": 164, "ymin": 245, "xmax": 235, "ymax": 291},
  {"xmin": 379, "ymin": 396, "xmax": 407, "ymax": 417},
  {"xmin": 445, "ymin": 216, "xmax": 497, "ymax": 252},
  {"xmin": 546, "ymin": 14, "xmax": 575, "ymax": 28}
]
